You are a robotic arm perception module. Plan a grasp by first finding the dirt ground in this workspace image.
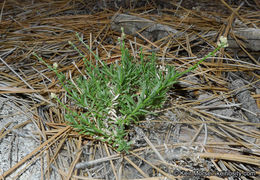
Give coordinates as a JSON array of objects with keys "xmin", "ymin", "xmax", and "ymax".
[{"xmin": 0, "ymin": 0, "xmax": 260, "ymax": 179}]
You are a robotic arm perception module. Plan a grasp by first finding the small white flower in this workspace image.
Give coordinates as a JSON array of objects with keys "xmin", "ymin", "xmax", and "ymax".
[
  {"xmin": 53, "ymin": 62, "xmax": 58, "ymax": 69},
  {"xmin": 217, "ymin": 36, "xmax": 228, "ymax": 47},
  {"xmin": 50, "ymin": 93, "xmax": 57, "ymax": 99},
  {"xmin": 121, "ymin": 27, "xmax": 124, "ymax": 33},
  {"xmin": 120, "ymin": 27, "xmax": 125, "ymax": 40}
]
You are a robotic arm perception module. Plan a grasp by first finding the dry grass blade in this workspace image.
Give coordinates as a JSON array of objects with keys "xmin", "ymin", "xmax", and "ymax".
[
  {"xmin": 75, "ymin": 154, "xmax": 120, "ymax": 170},
  {"xmin": 130, "ymin": 151, "xmax": 175, "ymax": 179},
  {"xmin": 1, "ymin": 126, "xmax": 71, "ymax": 178},
  {"xmin": 124, "ymin": 156, "xmax": 150, "ymax": 178},
  {"xmin": 66, "ymin": 137, "xmax": 82, "ymax": 180},
  {"xmin": 199, "ymin": 153, "xmax": 260, "ymax": 167},
  {"xmin": 135, "ymin": 127, "xmax": 166, "ymax": 163}
]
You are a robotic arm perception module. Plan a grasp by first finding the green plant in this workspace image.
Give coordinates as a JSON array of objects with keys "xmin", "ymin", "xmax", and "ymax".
[{"xmin": 33, "ymin": 32, "xmax": 228, "ymax": 153}]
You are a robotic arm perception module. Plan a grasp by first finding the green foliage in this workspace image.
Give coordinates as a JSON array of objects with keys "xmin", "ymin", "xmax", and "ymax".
[{"xmin": 33, "ymin": 33, "xmax": 228, "ymax": 153}]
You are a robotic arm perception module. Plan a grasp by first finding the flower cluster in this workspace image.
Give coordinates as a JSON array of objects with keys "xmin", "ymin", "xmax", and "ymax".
[{"xmin": 217, "ymin": 36, "xmax": 229, "ymax": 48}]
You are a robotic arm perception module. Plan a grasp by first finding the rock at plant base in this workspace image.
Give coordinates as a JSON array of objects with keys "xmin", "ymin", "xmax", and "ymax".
[
  {"xmin": 228, "ymin": 28, "xmax": 260, "ymax": 51},
  {"xmin": 112, "ymin": 14, "xmax": 260, "ymax": 52},
  {"xmin": 111, "ymin": 13, "xmax": 179, "ymax": 42}
]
